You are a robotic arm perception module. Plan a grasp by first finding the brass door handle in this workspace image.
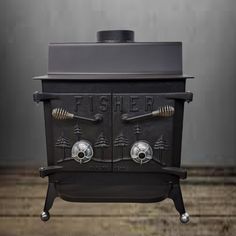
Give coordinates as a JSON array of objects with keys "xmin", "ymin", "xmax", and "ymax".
[
  {"xmin": 52, "ymin": 108, "xmax": 103, "ymax": 123},
  {"xmin": 122, "ymin": 105, "xmax": 175, "ymax": 122}
]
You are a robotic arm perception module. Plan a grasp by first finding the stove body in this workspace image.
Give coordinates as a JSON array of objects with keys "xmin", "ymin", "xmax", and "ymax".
[{"xmin": 33, "ymin": 30, "xmax": 193, "ymax": 223}]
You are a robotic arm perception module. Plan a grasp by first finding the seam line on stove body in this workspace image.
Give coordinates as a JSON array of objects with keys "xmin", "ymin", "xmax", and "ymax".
[{"xmin": 111, "ymin": 93, "xmax": 114, "ymax": 171}]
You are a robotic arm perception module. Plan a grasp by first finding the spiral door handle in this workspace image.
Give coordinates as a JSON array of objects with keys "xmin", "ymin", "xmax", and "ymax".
[
  {"xmin": 122, "ymin": 105, "xmax": 175, "ymax": 122},
  {"xmin": 151, "ymin": 105, "xmax": 175, "ymax": 117},
  {"xmin": 52, "ymin": 108, "xmax": 103, "ymax": 123}
]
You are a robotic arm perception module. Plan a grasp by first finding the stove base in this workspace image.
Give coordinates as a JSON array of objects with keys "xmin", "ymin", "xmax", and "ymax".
[{"xmin": 40, "ymin": 173, "xmax": 189, "ymax": 223}]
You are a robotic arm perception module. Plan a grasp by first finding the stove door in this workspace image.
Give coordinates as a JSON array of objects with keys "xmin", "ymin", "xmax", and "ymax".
[
  {"xmin": 112, "ymin": 93, "xmax": 177, "ymax": 172},
  {"xmin": 47, "ymin": 93, "xmax": 112, "ymax": 172}
]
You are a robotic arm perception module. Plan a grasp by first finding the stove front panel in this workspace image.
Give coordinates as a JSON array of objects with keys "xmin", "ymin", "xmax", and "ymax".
[
  {"xmin": 48, "ymin": 93, "xmax": 112, "ymax": 172},
  {"xmin": 112, "ymin": 93, "xmax": 175, "ymax": 172}
]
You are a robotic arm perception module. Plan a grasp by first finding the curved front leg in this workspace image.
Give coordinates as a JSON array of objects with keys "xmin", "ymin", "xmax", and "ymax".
[
  {"xmin": 40, "ymin": 183, "xmax": 58, "ymax": 222},
  {"xmin": 169, "ymin": 184, "xmax": 189, "ymax": 223}
]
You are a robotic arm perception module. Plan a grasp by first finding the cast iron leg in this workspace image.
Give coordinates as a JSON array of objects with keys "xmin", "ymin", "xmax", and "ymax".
[
  {"xmin": 40, "ymin": 183, "xmax": 57, "ymax": 222},
  {"xmin": 169, "ymin": 184, "xmax": 189, "ymax": 223}
]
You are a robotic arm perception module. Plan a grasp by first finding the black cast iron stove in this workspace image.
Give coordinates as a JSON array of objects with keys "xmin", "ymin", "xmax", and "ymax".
[{"xmin": 33, "ymin": 30, "xmax": 194, "ymax": 223}]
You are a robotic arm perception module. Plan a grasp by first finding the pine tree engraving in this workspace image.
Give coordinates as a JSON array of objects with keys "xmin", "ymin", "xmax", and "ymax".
[
  {"xmin": 134, "ymin": 123, "xmax": 142, "ymax": 140},
  {"xmin": 74, "ymin": 123, "xmax": 82, "ymax": 140},
  {"xmin": 114, "ymin": 132, "xmax": 128, "ymax": 159},
  {"xmin": 94, "ymin": 133, "xmax": 109, "ymax": 159},
  {"xmin": 55, "ymin": 133, "xmax": 71, "ymax": 160},
  {"xmin": 154, "ymin": 135, "xmax": 169, "ymax": 163}
]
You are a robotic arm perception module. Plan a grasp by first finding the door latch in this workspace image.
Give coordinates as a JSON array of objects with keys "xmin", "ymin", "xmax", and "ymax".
[
  {"xmin": 122, "ymin": 105, "xmax": 175, "ymax": 123},
  {"xmin": 52, "ymin": 108, "xmax": 103, "ymax": 123}
]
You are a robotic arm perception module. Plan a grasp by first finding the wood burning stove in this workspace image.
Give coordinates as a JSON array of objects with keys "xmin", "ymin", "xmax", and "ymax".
[{"xmin": 33, "ymin": 30, "xmax": 193, "ymax": 223}]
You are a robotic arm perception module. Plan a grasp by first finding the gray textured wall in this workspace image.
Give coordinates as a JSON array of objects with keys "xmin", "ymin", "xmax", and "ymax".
[{"xmin": 0, "ymin": 0, "xmax": 236, "ymax": 166}]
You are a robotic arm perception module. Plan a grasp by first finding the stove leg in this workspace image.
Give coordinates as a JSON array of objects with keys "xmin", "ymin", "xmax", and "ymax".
[
  {"xmin": 40, "ymin": 183, "xmax": 57, "ymax": 222},
  {"xmin": 169, "ymin": 184, "xmax": 189, "ymax": 223}
]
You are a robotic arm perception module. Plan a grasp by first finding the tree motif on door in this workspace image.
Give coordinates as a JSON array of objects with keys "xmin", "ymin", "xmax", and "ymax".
[
  {"xmin": 114, "ymin": 132, "xmax": 128, "ymax": 160},
  {"xmin": 74, "ymin": 123, "xmax": 82, "ymax": 140},
  {"xmin": 55, "ymin": 133, "xmax": 71, "ymax": 161},
  {"xmin": 154, "ymin": 135, "xmax": 169, "ymax": 164},
  {"xmin": 94, "ymin": 133, "xmax": 109, "ymax": 160},
  {"xmin": 134, "ymin": 123, "xmax": 142, "ymax": 140}
]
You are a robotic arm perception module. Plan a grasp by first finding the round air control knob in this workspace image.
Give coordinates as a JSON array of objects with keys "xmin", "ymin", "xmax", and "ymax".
[
  {"xmin": 71, "ymin": 140, "xmax": 93, "ymax": 164},
  {"xmin": 130, "ymin": 141, "xmax": 153, "ymax": 164}
]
